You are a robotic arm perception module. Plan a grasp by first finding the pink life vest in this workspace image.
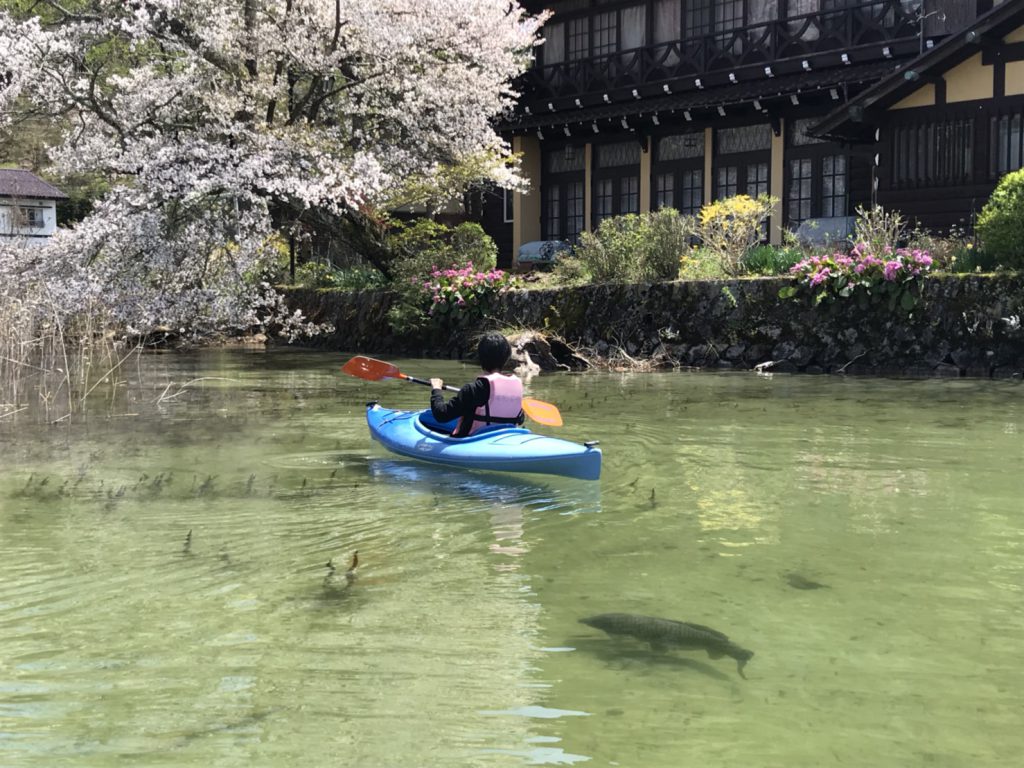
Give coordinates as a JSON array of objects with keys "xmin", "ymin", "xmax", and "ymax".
[{"xmin": 459, "ymin": 372, "xmax": 524, "ymax": 436}]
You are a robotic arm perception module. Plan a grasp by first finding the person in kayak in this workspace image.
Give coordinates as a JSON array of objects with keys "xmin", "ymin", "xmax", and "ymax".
[{"xmin": 429, "ymin": 332, "xmax": 525, "ymax": 437}]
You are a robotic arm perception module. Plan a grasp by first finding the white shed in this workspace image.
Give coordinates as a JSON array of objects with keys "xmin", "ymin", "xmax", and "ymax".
[{"xmin": 0, "ymin": 169, "xmax": 68, "ymax": 245}]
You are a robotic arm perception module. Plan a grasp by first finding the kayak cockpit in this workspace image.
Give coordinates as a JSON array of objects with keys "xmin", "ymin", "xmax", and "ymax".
[{"xmin": 416, "ymin": 411, "xmax": 528, "ymax": 440}]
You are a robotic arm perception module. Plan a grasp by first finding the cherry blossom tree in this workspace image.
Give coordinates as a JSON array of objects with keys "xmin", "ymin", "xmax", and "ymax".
[{"xmin": 0, "ymin": 0, "xmax": 544, "ymax": 344}]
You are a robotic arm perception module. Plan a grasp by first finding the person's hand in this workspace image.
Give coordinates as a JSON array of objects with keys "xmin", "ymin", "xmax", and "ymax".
[{"xmin": 430, "ymin": 378, "xmax": 444, "ymax": 391}]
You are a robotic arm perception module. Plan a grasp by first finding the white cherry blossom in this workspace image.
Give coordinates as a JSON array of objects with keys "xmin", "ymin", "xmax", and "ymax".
[{"xmin": 0, "ymin": 0, "xmax": 544, "ymax": 344}]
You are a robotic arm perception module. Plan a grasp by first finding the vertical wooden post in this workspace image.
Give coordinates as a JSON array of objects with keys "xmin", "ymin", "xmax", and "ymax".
[
  {"xmin": 770, "ymin": 118, "xmax": 785, "ymax": 246},
  {"xmin": 640, "ymin": 136, "xmax": 652, "ymax": 213}
]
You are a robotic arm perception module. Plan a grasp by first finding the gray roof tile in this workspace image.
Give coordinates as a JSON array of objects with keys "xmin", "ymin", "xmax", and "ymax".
[{"xmin": 0, "ymin": 169, "xmax": 69, "ymax": 199}]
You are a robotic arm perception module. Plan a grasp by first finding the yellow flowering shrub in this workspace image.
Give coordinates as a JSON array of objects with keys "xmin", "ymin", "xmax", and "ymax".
[{"xmin": 690, "ymin": 194, "xmax": 777, "ymax": 276}]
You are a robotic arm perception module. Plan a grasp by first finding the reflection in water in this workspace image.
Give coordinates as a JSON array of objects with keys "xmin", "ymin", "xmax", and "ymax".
[
  {"xmin": 367, "ymin": 458, "xmax": 602, "ymax": 572},
  {"xmin": 1, "ymin": 351, "xmax": 1023, "ymax": 767}
]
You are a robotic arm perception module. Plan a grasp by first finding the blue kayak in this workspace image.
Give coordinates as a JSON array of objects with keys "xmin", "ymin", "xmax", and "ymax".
[{"xmin": 365, "ymin": 403, "xmax": 602, "ymax": 481}]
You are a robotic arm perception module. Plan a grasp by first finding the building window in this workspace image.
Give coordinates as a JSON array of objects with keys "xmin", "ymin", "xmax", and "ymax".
[
  {"xmin": 821, "ymin": 155, "xmax": 847, "ymax": 218},
  {"xmin": 17, "ymin": 207, "xmax": 45, "ymax": 229},
  {"xmin": 790, "ymin": 118, "xmax": 827, "ymax": 147},
  {"xmin": 542, "ymin": 21, "xmax": 565, "ymax": 65},
  {"xmin": 653, "ymin": 132, "xmax": 704, "ymax": 216},
  {"xmin": 543, "ymin": 147, "xmax": 585, "ymax": 243},
  {"xmin": 992, "ymin": 112, "xmax": 1024, "ymax": 177},
  {"xmin": 748, "ymin": 162, "xmax": 769, "ymax": 198},
  {"xmin": 680, "ymin": 170, "xmax": 703, "ymax": 216},
  {"xmin": 654, "ymin": 0, "xmax": 682, "ymax": 44},
  {"xmin": 719, "ymin": 125, "xmax": 772, "ymax": 154},
  {"xmin": 788, "ymin": 158, "xmax": 813, "ymax": 224},
  {"xmin": 593, "ymin": 140, "xmax": 641, "ymax": 227},
  {"xmin": 786, "ymin": 135, "xmax": 849, "ymax": 227},
  {"xmin": 715, "ymin": 1, "xmax": 745, "ymax": 34},
  {"xmin": 894, "ymin": 118, "xmax": 974, "ymax": 187},
  {"xmin": 686, "ymin": 0, "xmax": 713, "ymax": 37},
  {"xmin": 567, "ymin": 181, "xmax": 585, "ymax": 242},
  {"xmin": 595, "ymin": 178, "xmax": 614, "ymax": 223},
  {"xmin": 655, "ymin": 173, "xmax": 674, "ymax": 209},
  {"xmin": 503, "ymin": 188, "xmax": 514, "ymax": 224},
  {"xmin": 593, "ymin": 11, "xmax": 616, "ymax": 57},
  {"xmin": 787, "ymin": 117, "xmax": 851, "ymax": 227},
  {"xmin": 717, "ymin": 166, "xmax": 739, "ymax": 199},
  {"xmin": 596, "ymin": 141, "xmax": 642, "ymax": 168},
  {"xmin": 544, "ymin": 187, "xmax": 561, "ymax": 239},
  {"xmin": 568, "ymin": 17, "xmax": 589, "ymax": 60},
  {"xmin": 658, "ymin": 133, "xmax": 704, "ymax": 161},
  {"xmin": 714, "ymin": 123, "xmax": 771, "ymax": 232},
  {"xmin": 620, "ymin": 176, "xmax": 639, "ymax": 215}
]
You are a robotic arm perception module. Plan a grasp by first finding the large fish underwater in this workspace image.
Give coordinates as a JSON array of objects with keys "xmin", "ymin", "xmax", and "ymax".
[{"xmin": 580, "ymin": 612, "xmax": 754, "ymax": 679}]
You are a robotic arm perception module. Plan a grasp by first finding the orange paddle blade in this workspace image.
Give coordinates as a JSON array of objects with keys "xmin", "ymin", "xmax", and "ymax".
[
  {"xmin": 523, "ymin": 397, "xmax": 563, "ymax": 427},
  {"xmin": 341, "ymin": 356, "xmax": 403, "ymax": 382}
]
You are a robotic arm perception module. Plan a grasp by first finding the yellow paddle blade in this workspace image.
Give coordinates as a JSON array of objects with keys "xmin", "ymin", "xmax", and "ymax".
[{"xmin": 523, "ymin": 397, "xmax": 563, "ymax": 427}]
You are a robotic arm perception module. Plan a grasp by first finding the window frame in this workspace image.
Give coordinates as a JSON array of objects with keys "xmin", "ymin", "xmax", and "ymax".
[
  {"xmin": 712, "ymin": 150, "xmax": 771, "ymax": 200},
  {"xmin": 889, "ymin": 111, "xmax": 976, "ymax": 189},
  {"xmin": 591, "ymin": 139, "xmax": 643, "ymax": 228},
  {"xmin": 503, "ymin": 188, "xmax": 514, "ymax": 224},
  {"xmin": 542, "ymin": 144, "xmax": 586, "ymax": 243},
  {"xmin": 784, "ymin": 140, "xmax": 851, "ymax": 227},
  {"xmin": 652, "ymin": 131, "xmax": 705, "ymax": 216}
]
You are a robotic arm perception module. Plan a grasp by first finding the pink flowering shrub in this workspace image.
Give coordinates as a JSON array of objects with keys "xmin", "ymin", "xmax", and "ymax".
[
  {"xmin": 780, "ymin": 243, "xmax": 934, "ymax": 312},
  {"xmin": 421, "ymin": 262, "xmax": 519, "ymax": 324}
]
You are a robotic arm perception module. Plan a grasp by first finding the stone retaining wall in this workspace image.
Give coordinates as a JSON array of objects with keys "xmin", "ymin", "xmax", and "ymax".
[{"xmin": 283, "ymin": 274, "xmax": 1024, "ymax": 377}]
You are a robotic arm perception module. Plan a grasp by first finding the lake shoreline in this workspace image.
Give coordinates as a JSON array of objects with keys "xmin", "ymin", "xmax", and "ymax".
[{"xmin": 281, "ymin": 274, "xmax": 1024, "ymax": 380}]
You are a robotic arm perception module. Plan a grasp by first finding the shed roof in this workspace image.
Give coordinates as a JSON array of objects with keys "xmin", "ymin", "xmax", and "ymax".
[
  {"xmin": 811, "ymin": 0, "xmax": 1024, "ymax": 142},
  {"xmin": 0, "ymin": 169, "xmax": 69, "ymax": 200}
]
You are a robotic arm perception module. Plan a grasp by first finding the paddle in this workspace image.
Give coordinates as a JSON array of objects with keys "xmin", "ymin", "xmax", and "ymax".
[{"xmin": 341, "ymin": 355, "xmax": 563, "ymax": 427}]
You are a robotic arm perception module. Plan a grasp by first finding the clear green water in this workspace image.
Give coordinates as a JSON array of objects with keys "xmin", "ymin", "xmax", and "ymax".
[{"xmin": 1, "ymin": 349, "xmax": 1022, "ymax": 767}]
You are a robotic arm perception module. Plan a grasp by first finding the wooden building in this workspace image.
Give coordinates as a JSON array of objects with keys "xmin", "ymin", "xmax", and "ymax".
[
  {"xmin": 483, "ymin": 0, "xmax": 1019, "ymax": 266},
  {"xmin": 0, "ymin": 169, "xmax": 67, "ymax": 245},
  {"xmin": 813, "ymin": 0, "xmax": 1024, "ymax": 231}
]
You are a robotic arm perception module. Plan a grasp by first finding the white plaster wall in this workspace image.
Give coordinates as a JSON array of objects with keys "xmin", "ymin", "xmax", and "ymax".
[{"xmin": 0, "ymin": 198, "xmax": 58, "ymax": 239}]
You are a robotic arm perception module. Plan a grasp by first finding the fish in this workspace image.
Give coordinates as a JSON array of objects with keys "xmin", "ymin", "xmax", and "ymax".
[
  {"xmin": 784, "ymin": 572, "xmax": 830, "ymax": 590},
  {"xmin": 579, "ymin": 612, "xmax": 754, "ymax": 679}
]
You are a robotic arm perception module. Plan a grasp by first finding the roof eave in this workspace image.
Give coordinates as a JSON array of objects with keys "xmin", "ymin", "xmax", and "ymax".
[{"xmin": 811, "ymin": 1, "xmax": 1024, "ymax": 140}]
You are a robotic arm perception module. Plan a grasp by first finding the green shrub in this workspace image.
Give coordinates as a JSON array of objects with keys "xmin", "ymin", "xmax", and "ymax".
[
  {"xmin": 679, "ymin": 247, "xmax": 729, "ymax": 281},
  {"xmin": 550, "ymin": 252, "xmax": 593, "ymax": 286},
  {"xmin": 853, "ymin": 205, "xmax": 906, "ymax": 256},
  {"xmin": 293, "ymin": 261, "xmax": 335, "ymax": 287},
  {"xmin": 574, "ymin": 217, "xmax": 644, "ymax": 283},
  {"xmin": 743, "ymin": 245, "xmax": 804, "ymax": 275},
  {"xmin": 642, "ymin": 208, "xmax": 692, "ymax": 281},
  {"xmin": 949, "ymin": 245, "xmax": 999, "ymax": 273},
  {"xmin": 387, "ymin": 219, "xmax": 497, "ymax": 287},
  {"xmin": 293, "ymin": 261, "xmax": 385, "ymax": 290},
  {"xmin": 977, "ymin": 169, "xmax": 1024, "ymax": 268},
  {"xmin": 571, "ymin": 209, "xmax": 690, "ymax": 283},
  {"xmin": 383, "ymin": 218, "xmax": 499, "ymax": 332},
  {"xmin": 450, "ymin": 222, "xmax": 498, "ymax": 271},
  {"xmin": 330, "ymin": 264, "xmax": 387, "ymax": 290}
]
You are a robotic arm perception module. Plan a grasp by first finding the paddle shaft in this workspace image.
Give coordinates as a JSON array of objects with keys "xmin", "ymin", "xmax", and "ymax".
[{"xmin": 398, "ymin": 373, "xmax": 459, "ymax": 393}]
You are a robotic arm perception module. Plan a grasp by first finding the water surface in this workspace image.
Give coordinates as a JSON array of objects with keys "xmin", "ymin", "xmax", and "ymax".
[{"xmin": 1, "ymin": 349, "xmax": 1022, "ymax": 766}]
